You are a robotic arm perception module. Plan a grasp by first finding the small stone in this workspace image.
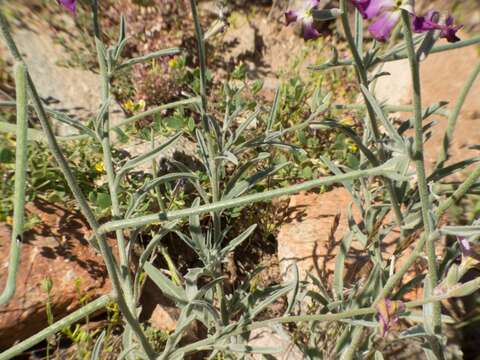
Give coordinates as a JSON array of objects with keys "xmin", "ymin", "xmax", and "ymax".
[
  {"xmin": 149, "ymin": 304, "xmax": 178, "ymax": 333},
  {"xmin": 248, "ymin": 328, "xmax": 303, "ymax": 360}
]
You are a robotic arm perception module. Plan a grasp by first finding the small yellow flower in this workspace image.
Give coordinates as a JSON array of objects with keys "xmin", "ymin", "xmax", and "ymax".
[
  {"xmin": 168, "ymin": 58, "xmax": 178, "ymax": 69},
  {"xmin": 123, "ymin": 99, "xmax": 135, "ymax": 112},
  {"xmin": 95, "ymin": 162, "xmax": 105, "ymax": 173},
  {"xmin": 6, "ymin": 216, "xmax": 13, "ymax": 225},
  {"xmin": 137, "ymin": 99, "xmax": 146, "ymax": 111},
  {"xmin": 340, "ymin": 116, "xmax": 355, "ymax": 126},
  {"xmin": 348, "ymin": 143, "xmax": 358, "ymax": 153}
]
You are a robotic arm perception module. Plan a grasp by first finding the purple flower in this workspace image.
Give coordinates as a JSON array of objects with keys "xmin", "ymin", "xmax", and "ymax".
[
  {"xmin": 412, "ymin": 10, "xmax": 440, "ymax": 32},
  {"xmin": 457, "ymin": 236, "xmax": 474, "ymax": 259},
  {"xmin": 376, "ymin": 298, "xmax": 405, "ymax": 337},
  {"xmin": 439, "ymin": 16, "xmax": 462, "ymax": 43},
  {"xmin": 351, "ymin": 0, "xmax": 414, "ymax": 42},
  {"xmin": 413, "ymin": 11, "xmax": 462, "ymax": 43},
  {"xmin": 285, "ymin": 0, "xmax": 321, "ymax": 40},
  {"xmin": 57, "ymin": 0, "xmax": 76, "ymax": 14},
  {"xmin": 456, "ymin": 235, "xmax": 480, "ymax": 271}
]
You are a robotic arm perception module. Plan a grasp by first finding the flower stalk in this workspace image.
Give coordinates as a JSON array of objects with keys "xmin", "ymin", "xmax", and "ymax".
[
  {"xmin": 339, "ymin": 0, "xmax": 404, "ymax": 236},
  {"xmin": 0, "ymin": 62, "xmax": 28, "ymax": 306},
  {"xmin": 401, "ymin": 8, "xmax": 441, "ymax": 339}
]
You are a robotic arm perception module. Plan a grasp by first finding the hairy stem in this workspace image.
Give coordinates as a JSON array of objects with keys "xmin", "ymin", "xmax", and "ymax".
[
  {"xmin": 402, "ymin": 9, "xmax": 441, "ymax": 338},
  {"xmin": 0, "ymin": 63, "xmax": 27, "ymax": 305},
  {"xmin": 339, "ymin": 0, "xmax": 404, "ymax": 234},
  {"xmin": 168, "ymin": 291, "xmax": 469, "ymax": 359},
  {"xmin": 310, "ymin": 34, "xmax": 480, "ymax": 71},
  {"xmin": 189, "ymin": 0, "xmax": 227, "ymax": 324},
  {"xmin": 98, "ymin": 162, "xmax": 399, "ymax": 233},
  {"xmin": 91, "ymin": 1, "xmax": 152, "ymax": 356}
]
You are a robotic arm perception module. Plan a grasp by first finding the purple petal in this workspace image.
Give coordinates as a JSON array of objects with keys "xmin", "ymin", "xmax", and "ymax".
[
  {"xmin": 412, "ymin": 10, "xmax": 441, "ymax": 33},
  {"xmin": 445, "ymin": 15, "xmax": 454, "ymax": 27},
  {"xmin": 441, "ymin": 27, "xmax": 461, "ymax": 43},
  {"xmin": 376, "ymin": 299, "xmax": 405, "ymax": 337},
  {"xmin": 365, "ymin": 0, "xmax": 394, "ymax": 20},
  {"xmin": 457, "ymin": 236, "xmax": 474, "ymax": 258},
  {"xmin": 303, "ymin": 22, "xmax": 321, "ymax": 40},
  {"xmin": 368, "ymin": 10, "xmax": 400, "ymax": 42},
  {"xmin": 440, "ymin": 16, "xmax": 462, "ymax": 43},
  {"xmin": 57, "ymin": 0, "xmax": 76, "ymax": 14},
  {"xmin": 285, "ymin": 10, "xmax": 299, "ymax": 25},
  {"xmin": 351, "ymin": 0, "xmax": 372, "ymax": 19},
  {"xmin": 308, "ymin": 0, "xmax": 320, "ymax": 8}
]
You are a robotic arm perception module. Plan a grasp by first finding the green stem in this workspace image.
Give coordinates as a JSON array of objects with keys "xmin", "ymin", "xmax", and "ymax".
[
  {"xmin": 310, "ymin": 34, "xmax": 480, "ymax": 71},
  {"xmin": 111, "ymin": 97, "xmax": 201, "ymax": 131},
  {"xmin": 333, "ymin": 103, "xmax": 450, "ymax": 118},
  {"xmin": 339, "ymin": 0, "xmax": 404, "ymax": 233},
  {"xmin": 189, "ymin": 0, "xmax": 227, "ymax": 324},
  {"xmin": 374, "ymin": 162, "xmax": 480, "ymax": 303},
  {"xmin": 436, "ymin": 164, "xmax": 480, "ymax": 216},
  {"xmin": 0, "ymin": 63, "xmax": 27, "ymax": 306},
  {"xmin": 90, "ymin": 3, "xmax": 150, "ymax": 356},
  {"xmin": 94, "ymin": 28, "xmax": 133, "ymax": 308},
  {"xmin": 375, "ymin": 231, "xmax": 438, "ymax": 305},
  {"xmin": 0, "ymin": 295, "xmax": 111, "ymax": 360},
  {"xmin": 151, "ymin": 129, "xmax": 167, "ymax": 212},
  {"xmin": 436, "ymin": 62, "xmax": 480, "ymax": 167},
  {"xmin": 167, "ymin": 293, "xmax": 461, "ymax": 359},
  {"xmin": 189, "ymin": 0, "xmax": 208, "ymax": 130},
  {"xmin": 98, "ymin": 162, "xmax": 399, "ymax": 234},
  {"xmin": 340, "ymin": 327, "xmax": 365, "ymax": 360},
  {"xmin": 402, "ymin": 10, "xmax": 440, "ymax": 336}
]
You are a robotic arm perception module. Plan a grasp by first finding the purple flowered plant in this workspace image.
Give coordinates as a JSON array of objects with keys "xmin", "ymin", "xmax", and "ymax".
[
  {"xmin": 376, "ymin": 298, "xmax": 405, "ymax": 337},
  {"xmin": 351, "ymin": 0, "xmax": 414, "ymax": 42},
  {"xmin": 285, "ymin": 0, "xmax": 321, "ymax": 40},
  {"xmin": 413, "ymin": 11, "xmax": 462, "ymax": 43},
  {"xmin": 455, "ymin": 235, "xmax": 480, "ymax": 272},
  {"xmin": 350, "ymin": 0, "xmax": 461, "ymax": 43},
  {"xmin": 457, "ymin": 236, "xmax": 474, "ymax": 259},
  {"xmin": 57, "ymin": 0, "xmax": 76, "ymax": 14}
]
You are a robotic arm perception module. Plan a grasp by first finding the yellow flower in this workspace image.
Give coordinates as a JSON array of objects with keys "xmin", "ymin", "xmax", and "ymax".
[
  {"xmin": 123, "ymin": 99, "xmax": 135, "ymax": 112},
  {"xmin": 123, "ymin": 99, "xmax": 146, "ymax": 112},
  {"xmin": 6, "ymin": 216, "xmax": 13, "ymax": 225},
  {"xmin": 168, "ymin": 58, "xmax": 178, "ymax": 69},
  {"xmin": 340, "ymin": 116, "xmax": 355, "ymax": 126},
  {"xmin": 348, "ymin": 143, "xmax": 358, "ymax": 153},
  {"xmin": 95, "ymin": 162, "xmax": 105, "ymax": 173},
  {"xmin": 137, "ymin": 99, "xmax": 146, "ymax": 111}
]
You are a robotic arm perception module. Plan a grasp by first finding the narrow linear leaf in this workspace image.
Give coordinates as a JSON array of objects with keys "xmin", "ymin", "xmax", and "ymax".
[
  {"xmin": 360, "ymin": 84, "xmax": 404, "ymax": 145},
  {"xmin": 90, "ymin": 330, "xmax": 106, "ymax": 360},
  {"xmin": 144, "ymin": 262, "xmax": 187, "ymax": 305},
  {"xmin": 220, "ymin": 224, "xmax": 257, "ymax": 256},
  {"xmin": 267, "ymin": 86, "xmax": 282, "ymax": 132},
  {"xmin": 117, "ymin": 48, "xmax": 182, "ymax": 70},
  {"xmin": 117, "ymin": 131, "xmax": 183, "ymax": 180}
]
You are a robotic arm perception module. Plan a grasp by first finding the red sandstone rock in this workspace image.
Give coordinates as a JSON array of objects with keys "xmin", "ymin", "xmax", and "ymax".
[{"xmin": 0, "ymin": 201, "xmax": 111, "ymax": 349}]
